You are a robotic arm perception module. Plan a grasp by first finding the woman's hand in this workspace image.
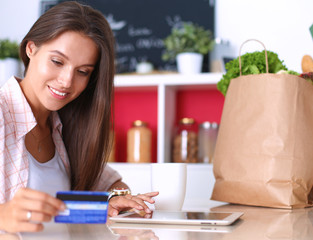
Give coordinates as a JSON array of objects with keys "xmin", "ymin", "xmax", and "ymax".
[
  {"xmin": 108, "ymin": 191, "xmax": 159, "ymax": 217},
  {"xmin": 0, "ymin": 188, "xmax": 66, "ymax": 233}
]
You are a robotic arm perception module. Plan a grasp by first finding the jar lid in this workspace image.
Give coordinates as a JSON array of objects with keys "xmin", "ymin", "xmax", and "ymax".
[
  {"xmin": 132, "ymin": 120, "xmax": 148, "ymax": 127},
  {"xmin": 199, "ymin": 121, "xmax": 219, "ymax": 129},
  {"xmin": 199, "ymin": 121, "xmax": 211, "ymax": 129},
  {"xmin": 179, "ymin": 118, "xmax": 195, "ymax": 125}
]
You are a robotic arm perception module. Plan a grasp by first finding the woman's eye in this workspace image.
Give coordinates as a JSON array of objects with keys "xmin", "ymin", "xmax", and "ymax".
[
  {"xmin": 51, "ymin": 59, "xmax": 63, "ymax": 66},
  {"xmin": 78, "ymin": 70, "xmax": 89, "ymax": 76}
]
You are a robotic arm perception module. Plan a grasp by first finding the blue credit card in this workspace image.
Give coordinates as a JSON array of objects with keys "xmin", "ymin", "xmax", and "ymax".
[{"xmin": 54, "ymin": 191, "xmax": 109, "ymax": 224}]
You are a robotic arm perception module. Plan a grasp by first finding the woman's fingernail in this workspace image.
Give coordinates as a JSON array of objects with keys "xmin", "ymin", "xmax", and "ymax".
[
  {"xmin": 138, "ymin": 205, "xmax": 144, "ymax": 210},
  {"xmin": 146, "ymin": 208, "xmax": 151, "ymax": 213}
]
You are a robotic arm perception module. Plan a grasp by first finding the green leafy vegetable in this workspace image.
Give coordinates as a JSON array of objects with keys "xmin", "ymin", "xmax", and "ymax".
[
  {"xmin": 217, "ymin": 50, "xmax": 288, "ymax": 96},
  {"xmin": 279, "ymin": 70, "xmax": 300, "ymax": 76}
]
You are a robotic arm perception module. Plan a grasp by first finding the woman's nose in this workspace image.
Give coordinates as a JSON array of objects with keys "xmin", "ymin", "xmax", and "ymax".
[{"xmin": 58, "ymin": 68, "xmax": 74, "ymax": 88}]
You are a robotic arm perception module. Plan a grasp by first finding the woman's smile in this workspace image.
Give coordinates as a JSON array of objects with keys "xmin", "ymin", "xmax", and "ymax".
[{"xmin": 48, "ymin": 86, "xmax": 69, "ymax": 99}]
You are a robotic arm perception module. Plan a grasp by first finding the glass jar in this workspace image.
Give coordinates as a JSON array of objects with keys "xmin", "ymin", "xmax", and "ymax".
[
  {"xmin": 127, "ymin": 120, "xmax": 152, "ymax": 163},
  {"xmin": 172, "ymin": 118, "xmax": 198, "ymax": 163},
  {"xmin": 198, "ymin": 122, "xmax": 219, "ymax": 163}
]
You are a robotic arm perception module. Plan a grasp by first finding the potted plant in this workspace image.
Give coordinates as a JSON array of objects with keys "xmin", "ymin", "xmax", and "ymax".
[
  {"xmin": 0, "ymin": 39, "xmax": 20, "ymax": 86},
  {"xmin": 162, "ymin": 22, "xmax": 214, "ymax": 74}
]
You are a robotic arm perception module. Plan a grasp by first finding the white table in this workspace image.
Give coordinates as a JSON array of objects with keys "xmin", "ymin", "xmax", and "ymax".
[{"xmin": 2, "ymin": 200, "xmax": 312, "ymax": 240}]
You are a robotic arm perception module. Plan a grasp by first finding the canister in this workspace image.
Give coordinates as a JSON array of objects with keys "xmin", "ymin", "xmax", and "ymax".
[
  {"xmin": 127, "ymin": 120, "xmax": 152, "ymax": 163},
  {"xmin": 198, "ymin": 121, "xmax": 219, "ymax": 163},
  {"xmin": 172, "ymin": 118, "xmax": 198, "ymax": 163}
]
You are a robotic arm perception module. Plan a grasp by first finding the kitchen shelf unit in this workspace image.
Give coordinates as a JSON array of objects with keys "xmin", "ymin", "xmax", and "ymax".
[{"xmin": 114, "ymin": 72, "xmax": 224, "ymax": 163}]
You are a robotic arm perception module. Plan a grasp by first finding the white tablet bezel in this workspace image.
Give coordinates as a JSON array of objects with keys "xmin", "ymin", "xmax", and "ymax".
[
  {"xmin": 109, "ymin": 210, "xmax": 243, "ymax": 226},
  {"xmin": 109, "ymin": 222, "xmax": 237, "ymax": 233}
]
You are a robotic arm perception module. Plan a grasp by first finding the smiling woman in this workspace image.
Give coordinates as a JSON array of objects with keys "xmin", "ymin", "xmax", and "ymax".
[
  {"xmin": 21, "ymin": 31, "xmax": 98, "ymax": 111},
  {"xmin": 0, "ymin": 1, "xmax": 157, "ymax": 233}
]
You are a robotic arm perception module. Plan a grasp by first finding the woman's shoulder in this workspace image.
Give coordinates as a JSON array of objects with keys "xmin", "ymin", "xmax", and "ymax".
[
  {"xmin": 0, "ymin": 88, "xmax": 7, "ymax": 116},
  {"xmin": 0, "ymin": 93, "xmax": 11, "ymax": 128},
  {"xmin": 0, "ymin": 77, "xmax": 29, "ymax": 128},
  {"xmin": 0, "ymin": 80, "xmax": 12, "ymax": 118},
  {"xmin": 0, "ymin": 95, "xmax": 6, "ymax": 128},
  {"xmin": 0, "ymin": 77, "xmax": 17, "ymax": 107}
]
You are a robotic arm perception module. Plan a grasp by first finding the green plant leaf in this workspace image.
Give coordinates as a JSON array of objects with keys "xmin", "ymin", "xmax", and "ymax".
[{"xmin": 162, "ymin": 22, "xmax": 214, "ymax": 62}]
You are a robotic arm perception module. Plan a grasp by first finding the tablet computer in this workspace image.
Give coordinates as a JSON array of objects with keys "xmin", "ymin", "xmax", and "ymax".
[
  {"xmin": 109, "ymin": 222, "xmax": 237, "ymax": 233},
  {"xmin": 109, "ymin": 210, "xmax": 243, "ymax": 226}
]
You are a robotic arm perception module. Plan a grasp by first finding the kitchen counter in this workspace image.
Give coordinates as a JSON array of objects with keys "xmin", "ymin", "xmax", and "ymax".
[{"xmin": 3, "ymin": 200, "xmax": 313, "ymax": 240}]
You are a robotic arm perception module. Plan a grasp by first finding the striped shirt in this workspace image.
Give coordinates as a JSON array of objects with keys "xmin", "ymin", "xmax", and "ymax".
[{"xmin": 0, "ymin": 76, "xmax": 121, "ymax": 203}]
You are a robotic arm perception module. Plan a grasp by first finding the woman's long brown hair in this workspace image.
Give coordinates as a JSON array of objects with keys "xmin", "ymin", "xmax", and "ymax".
[{"xmin": 19, "ymin": 1, "xmax": 115, "ymax": 190}]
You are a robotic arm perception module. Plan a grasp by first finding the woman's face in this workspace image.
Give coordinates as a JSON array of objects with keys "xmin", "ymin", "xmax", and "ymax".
[{"xmin": 24, "ymin": 31, "xmax": 99, "ymax": 112}]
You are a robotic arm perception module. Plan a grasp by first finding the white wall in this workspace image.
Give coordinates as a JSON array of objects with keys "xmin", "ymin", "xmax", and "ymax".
[
  {"xmin": 0, "ymin": 0, "xmax": 41, "ymax": 42},
  {"xmin": 215, "ymin": 0, "xmax": 313, "ymax": 72},
  {"xmin": 1, "ymin": 0, "xmax": 312, "ymax": 72}
]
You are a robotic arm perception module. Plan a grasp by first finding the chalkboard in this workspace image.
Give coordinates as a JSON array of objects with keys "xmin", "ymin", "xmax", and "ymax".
[{"xmin": 42, "ymin": 0, "xmax": 215, "ymax": 73}]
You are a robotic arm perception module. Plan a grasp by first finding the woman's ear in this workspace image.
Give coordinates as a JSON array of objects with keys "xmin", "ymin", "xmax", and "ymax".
[{"xmin": 25, "ymin": 41, "xmax": 38, "ymax": 58}]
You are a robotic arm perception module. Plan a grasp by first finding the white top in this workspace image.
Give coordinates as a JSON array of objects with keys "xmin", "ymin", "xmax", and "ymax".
[{"xmin": 27, "ymin": 150, "xmax": 70, "ymax": 197}]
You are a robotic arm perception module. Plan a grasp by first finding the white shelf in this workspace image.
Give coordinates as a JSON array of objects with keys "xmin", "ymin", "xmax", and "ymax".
[
  {"xmin": 114, "ymin": 72, "xmax": 222, "ymax": 87},
  {"xmin": 114, "ymin": 72, "xmax": 223, "ymax": 163}
]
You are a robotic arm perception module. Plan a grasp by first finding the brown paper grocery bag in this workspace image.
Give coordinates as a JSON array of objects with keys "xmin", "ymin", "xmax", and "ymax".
[{"xmin": 211, "ymin": 41, "xmax": 313, "ymax": 209}]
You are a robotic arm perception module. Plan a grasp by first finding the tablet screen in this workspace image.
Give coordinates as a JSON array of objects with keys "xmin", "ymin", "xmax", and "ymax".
[{"xmin": 187, "ymin": 212, "xmax": 233, "ymax": 220}]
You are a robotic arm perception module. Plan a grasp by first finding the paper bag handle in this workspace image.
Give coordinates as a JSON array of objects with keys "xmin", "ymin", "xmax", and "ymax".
[{"xmin": 239, "ymin": 39, "xmax": 269, "ymax": 75}]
